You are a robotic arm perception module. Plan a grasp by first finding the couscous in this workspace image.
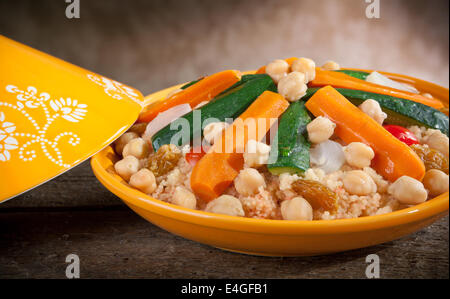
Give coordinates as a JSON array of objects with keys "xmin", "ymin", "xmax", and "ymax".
[{"xmin": 113, "ymin": 58, "xmax": 449, "ymax": 221}]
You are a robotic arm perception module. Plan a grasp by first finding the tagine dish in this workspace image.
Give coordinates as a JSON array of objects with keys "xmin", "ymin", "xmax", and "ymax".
[{"xmin": 109, "ymin": 58, "xmax": 449, "ymax": 222}]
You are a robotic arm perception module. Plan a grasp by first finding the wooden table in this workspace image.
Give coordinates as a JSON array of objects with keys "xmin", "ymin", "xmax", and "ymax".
[{"xmin": 0, "ymin": 162, "xmax": 448, "ymax": 279}]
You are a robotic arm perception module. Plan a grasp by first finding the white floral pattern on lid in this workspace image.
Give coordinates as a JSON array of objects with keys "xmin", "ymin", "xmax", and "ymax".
[
  {"xmin": 50, "ymin": 98, "xmax": 88, "ymax": 123},
  {"xmin": 87, "ymin": 73, "xmax": 142, "ymax": 105},
  {"xmin": 0, "ymin": 35, "xmax": 146, "ymax": 203},
  {"xmin": 7, "ymin": 85, "xmax": 51, "ymax": 109},
  {"xmin": 0, "ymin": 112, "xmax": 19, "ymax": 161},
  {"xmin": 0, "ymin": 84, "xmax": 87, "ymax": 167}
]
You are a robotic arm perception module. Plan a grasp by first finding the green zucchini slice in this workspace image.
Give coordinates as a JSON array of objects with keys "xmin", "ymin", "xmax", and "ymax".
[
  {"xmin": 268, "ymin": 101, "xmax": 311, "ymax": 175},
  {"xmin": 151, "ymin": 74, "xmax": 277, "ymax": 150}
]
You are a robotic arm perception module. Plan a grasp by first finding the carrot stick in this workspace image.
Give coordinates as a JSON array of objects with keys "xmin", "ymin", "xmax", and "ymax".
[
  {"xmin": 138, "ymin": 70, "xmax": 241, "ymax": 123},
  {"xmin": 305, "ymin": 86, "xmax": 426, "ymax": 182},
  {"xmin": 310, "ymin": 68, "xmax": 444, "ymax": 109},
  {"xmin": 191, "ymin": 91, "xmax": 290, "ymax": 202},
  {"xmin": 255, "ymin": 57, "xmax": 299, "ymax": 74}
]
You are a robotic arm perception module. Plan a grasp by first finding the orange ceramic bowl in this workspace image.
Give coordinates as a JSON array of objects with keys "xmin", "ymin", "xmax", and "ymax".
[{"xmin": 91, "ymin": 72, "xmax": 449, "ymax": 256}]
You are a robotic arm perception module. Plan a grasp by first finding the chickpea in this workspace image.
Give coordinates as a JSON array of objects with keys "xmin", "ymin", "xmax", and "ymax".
[
  {"xmin": 363, "ymin": 167, "xmax": 389, "ymax": 193},
  {"xmin": 243, "ymin": 140, "xmax": 271, "ymax": 168},
  {"xmin": 422, "ymin": 169, "xmax": 449, "ymax": 197},
  {"xmin": 342, "ymin": 170, "xmax": 377, "ymax": 195},
  {"xmin": 321, "ymin": 60, "xmax": 340, "ymax": 71},
  {"xmin": 424, "ymin": 130, "xmax": 449, "ymax": 157},
  {"xmin": 114, "ymin": 155, "xmax": 140, "ymax": 181},
  {"xmin": 234, "ymin": 168, "xmax": 266, "ymax": 196},
  {"xmin": 266, "ymin": 59, "xmax": 290, "ymax": 83},
  {"xmin": 203, "ymin": 122, "xmax": 229, "ymax": 144},
  {"xmin": 280, "ymin": 197, "xmax": 313, "ymax": 221},
  {"xmin": 408, "ymin": 126, "xmax": 423, "ymax": 140},
  {"xmin": 205, "ymin": 195, "xmax": 245, "ymax": 217},
  {"xmin": 277, "ymin": 72, "xmax": 308, "ymax": 102},
  {"xmin": 306, "ymin": 116, "xmax": 336, "ymax": 144},
  {"xmin": 291, "ymin": 57, "xmax": 316, "ymax": 83},
  {"xmin": 123, "ymin": 138, "xmax": 150, "ymax": 159},
  {"xmin": 114, "ymin": 132, "xmax": 139, "ymax": 156},
  {"xmin": 172, "ymin": 186, "xmax": 197, "ymax": 210},
  {"xmin": 388, "ymin": 176, "xmax": 428, "ymax": 205},
  {"xmin": 129, "ymin": 168, "xmax": 157, "ymax": 194},
  {"xmin": 343, "ymin": 142, "xmax": 375, "ymax": 168},
  {"xmin": 359, "ymin": 99, "xmax": 387, "ymax": 125}
]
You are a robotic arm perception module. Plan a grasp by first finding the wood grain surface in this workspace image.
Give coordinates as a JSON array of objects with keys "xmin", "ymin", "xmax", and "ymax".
[{"xmin": 0, "ymin": 208, "xmax": 448, "ymax": 279}]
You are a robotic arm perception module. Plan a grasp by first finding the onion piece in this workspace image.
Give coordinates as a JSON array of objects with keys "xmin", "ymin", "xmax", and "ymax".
[
  {"xmin": 366, "ymin": 71, "xmax": 419, "ymax": 94},
  {"xmin": 142, "ymin": 104, "xmax": 192, "ymax": 143},
  {"xmin": 310, "ymin": 140, "xmax": 346, "ymax": 174}
]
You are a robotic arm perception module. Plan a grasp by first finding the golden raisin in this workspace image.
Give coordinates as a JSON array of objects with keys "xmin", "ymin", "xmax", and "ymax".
[
  {"xmin": 148, "ymin": 144, "xmax": 181, "ymax": 177},
  {"xmin": 291, "ymin": 179, "xmax": 338, "ymax": 213},
  {"xmin": 411, "ymin": 144, "xmax": 449, "ymax": 174}
]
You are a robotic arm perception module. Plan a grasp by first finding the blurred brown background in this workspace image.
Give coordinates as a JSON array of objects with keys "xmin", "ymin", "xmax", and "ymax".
[
  {"xmin": 1, "ymin": 0, "xmax": 449, "ymax": 95},
  {"xmin": 0, "ymin": 0, "xmax": 449, "ymax": 208}
]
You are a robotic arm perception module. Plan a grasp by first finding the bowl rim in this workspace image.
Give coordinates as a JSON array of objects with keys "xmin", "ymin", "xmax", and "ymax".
[
  {"xmin": 91, "ymin": 70, "xmax": 449, "ymax": 235},
  {"xmin": 91, "ymin": 146, "xmax": 449, "ymax": 235}
]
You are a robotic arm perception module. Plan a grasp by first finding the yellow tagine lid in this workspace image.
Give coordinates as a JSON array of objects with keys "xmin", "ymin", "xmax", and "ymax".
[{"xmin": 0, "ymin": 35, "xmax": 145, "ymax": 203}]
